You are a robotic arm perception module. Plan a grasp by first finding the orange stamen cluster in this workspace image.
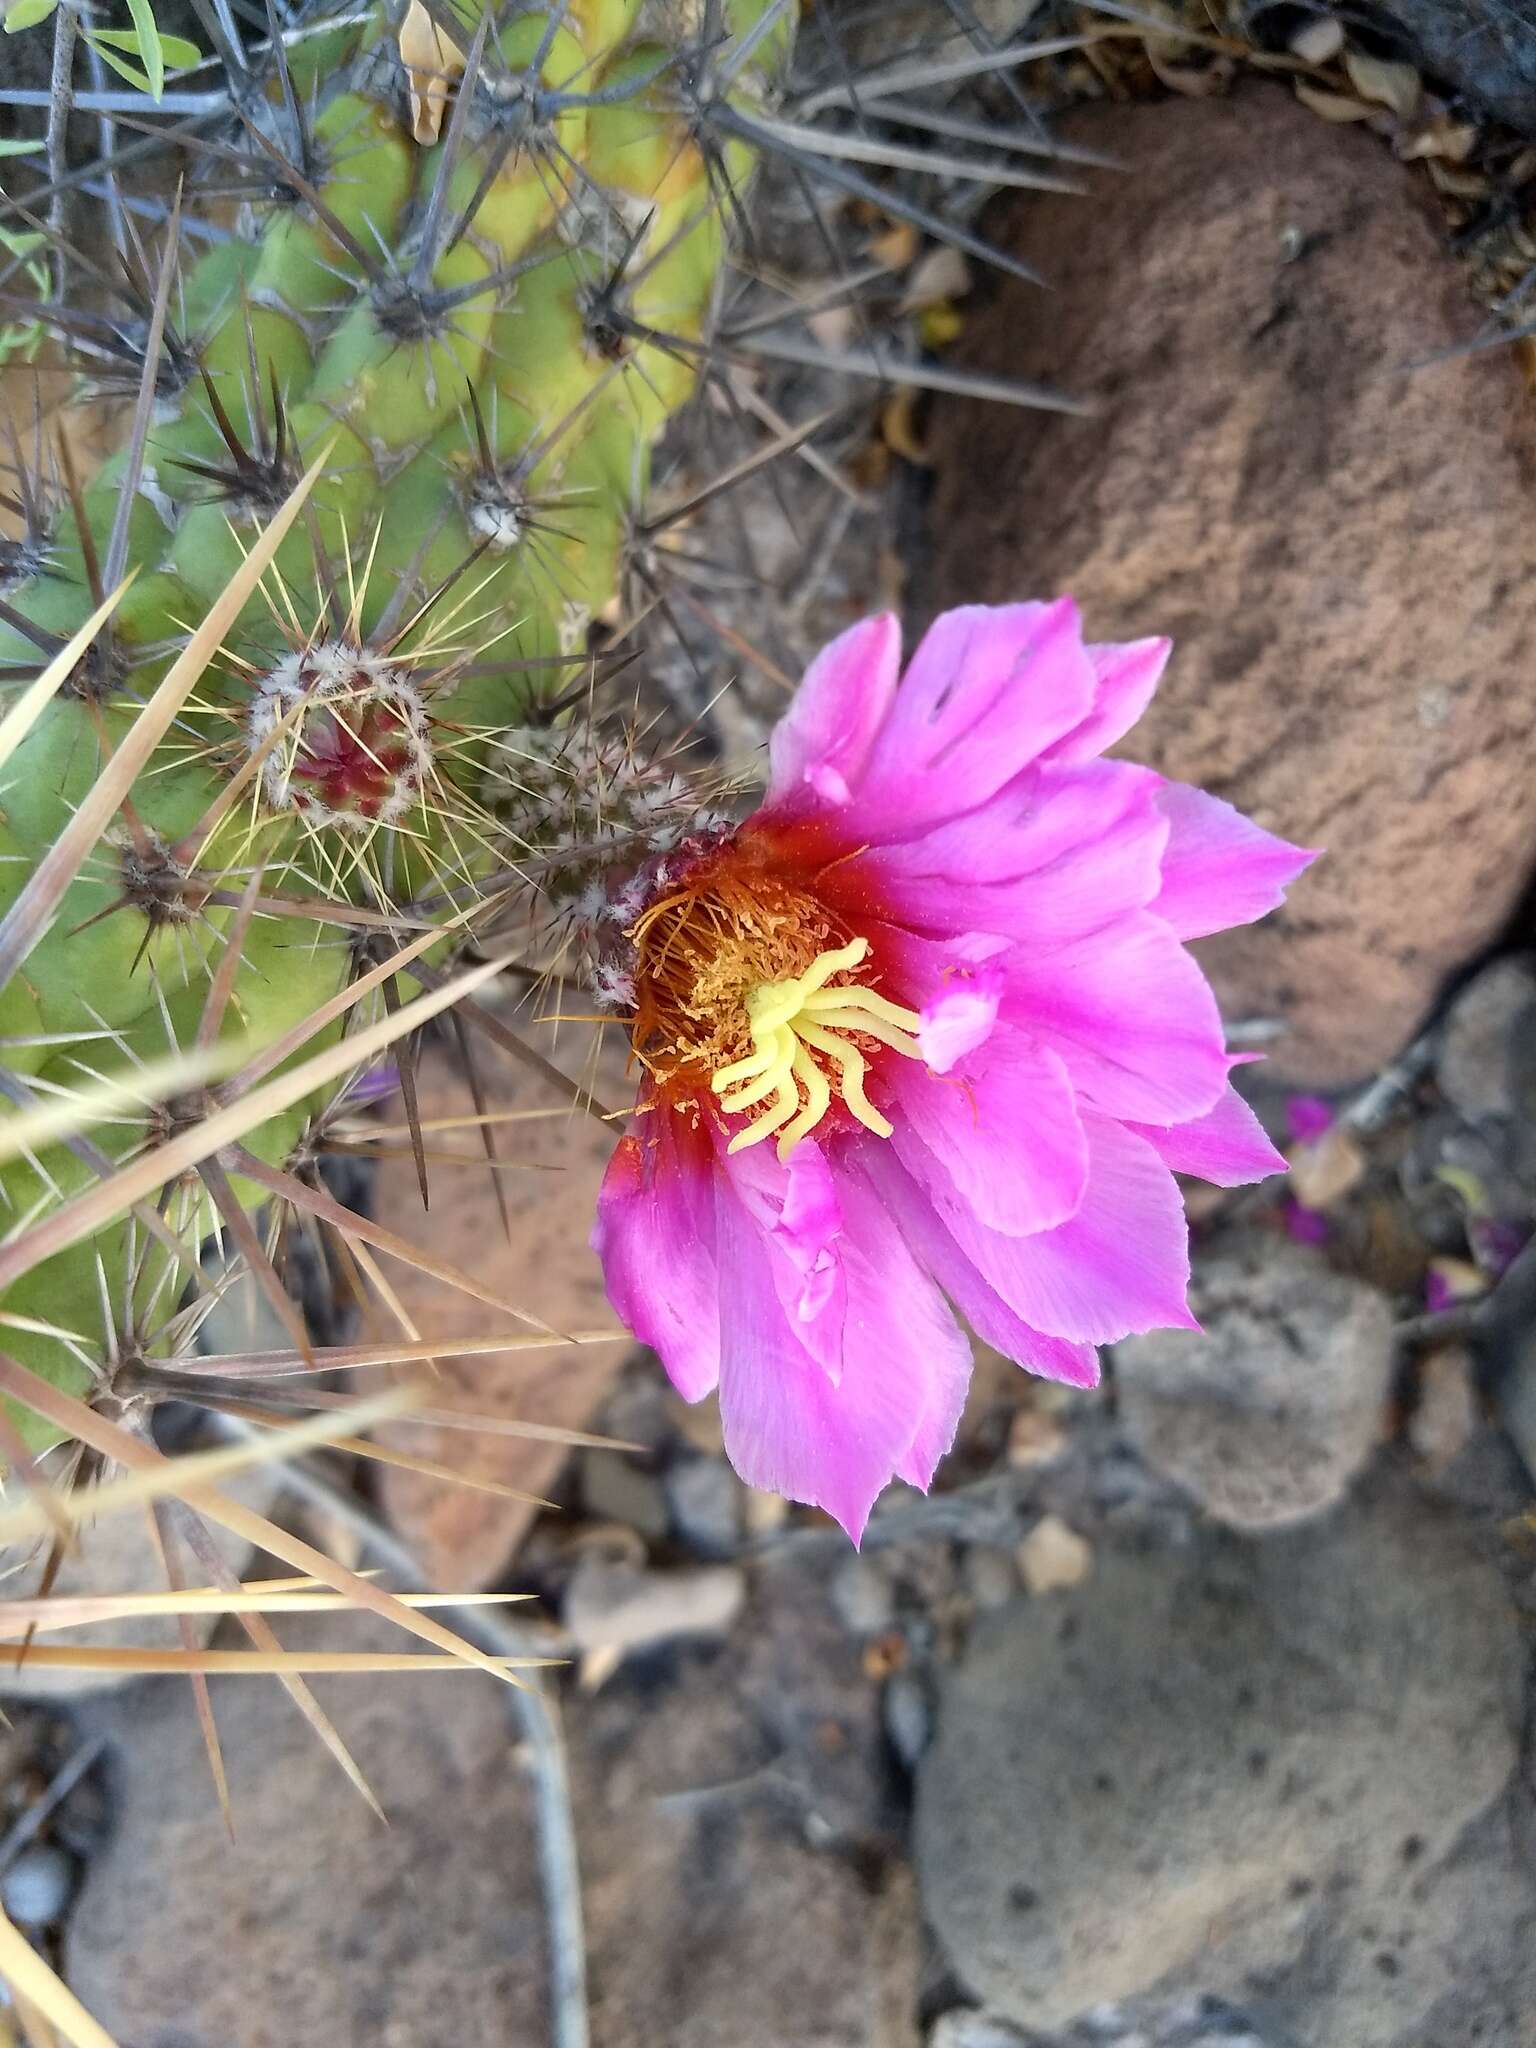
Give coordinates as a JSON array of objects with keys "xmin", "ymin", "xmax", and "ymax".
[
  {"xmin": 629, "ymin": 864, "xmax": 847, "ymax": 1084},
  {"xmin": 626, "ymin": 852, "xmax": 925, "ymax": 1159}
]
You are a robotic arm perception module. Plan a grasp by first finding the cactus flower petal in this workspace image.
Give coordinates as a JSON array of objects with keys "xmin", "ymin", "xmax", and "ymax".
[
  {"xmin": 594, "ymin": 1111, "xmax": 720, "ymax": 1405},
  {"xmin": 849, "ymin": 600, "xmax": 1097, "ymax": 837},
  {"xmin": 887, "ymin": 1027, "xmax": 1088, "ymax": 1238},
  {"xmin": 1128, "ymin": 1079, "xmax": 1289, "ymax": 1187},
  {"xmin": 713, "ymin": 1146, "xmax": 973, "ymax": 1542},
  {"xmin": 1043, "ymin": 635, "xmax": 1172, "ymax": 765},
  {"xmin": 765, "ymin": 613, "xmax": 902, "ymax": 816},
  {"xmin": 592, "ymin": 602, "xmax": 1316, "ymax": 1539},
  {"xmin": 1153, "ymin": 780, "xmax": 1319, "ymax": 940},
  {"xmin": 916, "ymin": 958, "xmax": 1002, "ymax": 1072}
]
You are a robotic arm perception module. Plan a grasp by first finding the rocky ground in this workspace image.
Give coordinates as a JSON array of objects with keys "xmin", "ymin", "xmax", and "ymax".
[{"xmin": 5, "ymin": 25, "xmax": 1536, "ymax": 2048}]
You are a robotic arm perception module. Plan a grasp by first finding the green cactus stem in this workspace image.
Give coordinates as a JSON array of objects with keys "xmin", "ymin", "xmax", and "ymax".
[{"xmin": 0, "ymin": 0, "xmax": 794, "ymax": 1435}]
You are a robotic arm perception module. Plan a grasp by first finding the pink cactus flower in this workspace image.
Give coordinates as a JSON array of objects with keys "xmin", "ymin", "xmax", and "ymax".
[
  {"xmin": 1283, "ymin": 1199, "xmax": 1331, "ymax": 1248},
  {"xmin": 592, "ymin": 603, "xmax": 1316, "ymax": 1539},
  {"xmin": 349, "ymin": 1060, "xmax": 402, "ymax": 1107},
  {"xmin": 1470, "ymin": 1216, "xmax": 1531, "ymax": 1280},
  {"xmin": 1286, "ymin": 1094, "xmax": 1336, "ymax": 1146},
  {"xmin": 1422, "ymin": 1267, "xmax": 1459, "ymax": 1315}
]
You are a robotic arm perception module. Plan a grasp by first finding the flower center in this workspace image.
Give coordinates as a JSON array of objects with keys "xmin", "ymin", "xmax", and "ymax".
[
  {"xmin": 626, "ymin": 860, "xmax": 926, "ymax": 1159},
  {"xmin": 709, "ymin": 937, "xmax": 924, "ymax": 1161}
]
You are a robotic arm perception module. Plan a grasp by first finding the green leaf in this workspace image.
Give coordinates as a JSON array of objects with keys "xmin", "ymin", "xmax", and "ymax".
[
  {"xmin": 126, "ymin": 0, "xmax": 164, "ymax": 97},
  {"xmin": 81, "ymin": 29, "xmax": 155, "ymax": 92},
  {"xmin": 88, "ymin": 22, "xmax": 200, "ymax": 63},
  {"xmin": 0, "ymin": 221, "xmax": 49, "ymax": 363},
  {"xmin": 2, "ymin": 0, "xmax": 60, "ymax": 33},
  {"xmin": 83, "ymin": 11, "xmax": 200, "ymax": 98},
  {"xmin": 0, "ymin": 140, "xmax": 44, "ymax": 157},
  {"xmin": 149, "ymin": 27, "xmax": 198, "ymax": 65}
]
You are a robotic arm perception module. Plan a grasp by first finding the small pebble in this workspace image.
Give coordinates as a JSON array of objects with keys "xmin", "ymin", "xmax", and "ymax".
[
  {"xmin": 928, "ymin": 2009, "xmax": 1032, "ymax": 2048},
  {"xmin": 665, "ymin": 1390, "xmax": 726, "ymax": 1456},
  {"xmin": 861, "ymin": 1632, "xmax": 907, "ymax": 1681},
  {"xmin": 1496, "ymin": 1333, "xmax": 1536, "ymax": 1492},
  {"xmin": 578, "ymin": 1451, "xmax": 669, "ymax": 1543},
  {"xmin": 1286, "ymin": 1125, "xmax": 1366, "ymax": 1211},
  {"xmin": 563, "ymin": 1557, "xmax": 745, "ymax": 1657},
  {"xmin": 830, "ymin": 1555, "xmax": 897, "ymax": 1637},
  {"xmin": 665, "ymin": 1457, "xmax": 741, "ymax": 1558},
  {"xmin": 1436, "ymin": 955, "xmax": 1536, "ymax": 1122},
  {"xmin": 1116, "ymin": 1237, "xmax": 1394, "ymax": 1531},
  {"xmin": 576, "ymin": 1643, "xmax": 625, "ymax": 1695},
  {"xmin": 743, "ymin": 1486, "xmax": 789, "ymax": 1537},
  {"xmin": 595, "ymin": 1376, "xmax": 674, "ymax": 1456},
  {"xmin": 961, "ymin": 1546, "xmax": 1018, "ymax": 1612},
  {"xmin": 1289, "ymin": 15, "xmax": 1343, "ymax": 61},
  {"xmin": 1017, "ymin": 1515, "xmax": 1093, "ymax": 1595},
  {"xmin": 883, "ymin": 1670, "xmax": 933, "ymax": 1771},
  {"xmin": 903, "ymin": 243, "xmax": 972, "ymax": 311},
  {"xmin": 1007, "ymin": 1406, "xmax": 1067, "ymax": 1467},
  {"xmin": 1, "ymin": 1842, "xmax": 75, "ymax": 1928}
]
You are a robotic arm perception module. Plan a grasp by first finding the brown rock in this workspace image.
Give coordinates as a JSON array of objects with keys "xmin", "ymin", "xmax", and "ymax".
[
  {"xmin": 65, "ymin": 1569, "xmax": 918, "ymax": 2048},
  {"xmin": 926, "ymin": 86, "xmax": 1536, "ymax": 1086},
  {"xmin": 369, "ymin": 1034, "xmax": 632, "ymax": 1589}
]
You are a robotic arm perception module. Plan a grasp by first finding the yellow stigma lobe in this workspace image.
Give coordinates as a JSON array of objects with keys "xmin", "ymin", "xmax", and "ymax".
[{"xmin": 710, "ymin": 938, "xmax": 925, "ymax": 1162}]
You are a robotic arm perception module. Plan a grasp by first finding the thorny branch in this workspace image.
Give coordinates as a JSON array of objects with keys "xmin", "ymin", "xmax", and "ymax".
[
  {"xmin": 47, "ymin": 1, "xmax": 79, "ymax": 256},
  {"xmin": 1395, "ymin": 1231, "xmax": 1536, "ymax": 1359}
]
